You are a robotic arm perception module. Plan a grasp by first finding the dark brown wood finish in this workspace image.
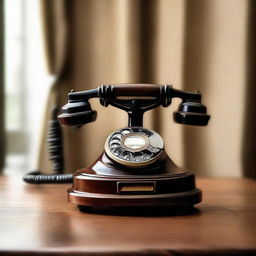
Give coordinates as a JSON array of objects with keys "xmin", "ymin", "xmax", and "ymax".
[
  {"xmin": 111, "ymin": 84, "xmax": 161, "ymax": 97},
  {"xmin": 1, "ymin": 176, "xmax": 256, "ymax": 255},
  {"xmin": 68, "ymin": 153, "xmax": 201, "ymax": 209}
]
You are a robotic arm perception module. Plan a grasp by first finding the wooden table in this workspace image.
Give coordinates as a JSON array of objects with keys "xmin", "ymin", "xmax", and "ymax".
[{"xmin": 1, "ymin": 176, "xmax": 256, "ymax": 255}]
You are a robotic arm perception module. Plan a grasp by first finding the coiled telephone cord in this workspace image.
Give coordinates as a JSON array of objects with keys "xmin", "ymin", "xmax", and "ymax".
[
  {"xmin": 23, "ymin": 107, "xmax": 73, "ymax": 184},
  {"xmin": 23, "ymin": 171, "xmax": 73, "ymax": 184}
]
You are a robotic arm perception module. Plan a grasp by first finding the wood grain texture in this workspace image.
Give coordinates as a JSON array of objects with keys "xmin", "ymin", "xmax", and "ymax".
[{"xmin": 0, "ymin": 176, "xmax": 256, "ymax": 255}]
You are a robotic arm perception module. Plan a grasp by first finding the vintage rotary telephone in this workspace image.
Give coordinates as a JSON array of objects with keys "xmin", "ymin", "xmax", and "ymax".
[{"xmin": 58, "ymin": 84, "xmax": 210, "ymax": 211}]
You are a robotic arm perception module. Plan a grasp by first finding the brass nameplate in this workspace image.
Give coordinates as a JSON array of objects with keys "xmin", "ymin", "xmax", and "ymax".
[{"xmin": 117, "ymin": 182, "xmax": 156, "ymax": 194}]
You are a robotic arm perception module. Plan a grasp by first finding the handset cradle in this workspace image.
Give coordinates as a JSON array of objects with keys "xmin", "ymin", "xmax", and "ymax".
[{"xmin": 58, "ymin": 84, "xmax": 210, "ymax": 212}]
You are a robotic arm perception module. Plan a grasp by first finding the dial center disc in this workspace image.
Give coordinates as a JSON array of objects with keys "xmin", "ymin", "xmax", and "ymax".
[{"xmin": 123, "ymin": 134, "xmax": 148, "ymax": 150}]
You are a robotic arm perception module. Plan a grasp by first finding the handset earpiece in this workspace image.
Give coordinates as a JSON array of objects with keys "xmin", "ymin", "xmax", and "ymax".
[
  {"xmin": 173, "ymin": 101, "xmax": 210, "ymax": 126},
  {"xmin": 58, "ymin": 99, "xmax": 97, "ymax": 127}
]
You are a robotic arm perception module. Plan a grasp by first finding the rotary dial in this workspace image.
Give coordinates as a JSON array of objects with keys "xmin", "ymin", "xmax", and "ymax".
[{"xmin": 105, "ymin": 127, "xmax": 164, "ymax": 167}]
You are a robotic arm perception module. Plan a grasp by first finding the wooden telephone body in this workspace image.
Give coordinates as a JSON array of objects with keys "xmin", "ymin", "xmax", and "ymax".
[{"xmin": 58, "ymin": 84, "xmax": 210, "ymax": 211}]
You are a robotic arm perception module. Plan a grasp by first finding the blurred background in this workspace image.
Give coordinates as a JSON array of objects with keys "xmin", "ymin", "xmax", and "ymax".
[{"xmin": 0, "ymin": 0, "xmax": 255, "ymax": 178}]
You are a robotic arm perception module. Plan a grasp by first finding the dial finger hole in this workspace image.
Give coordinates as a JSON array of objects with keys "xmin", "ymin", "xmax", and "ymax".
[
  {"xmin": 112, "ymin": 147, "xmax": 124, "ymax": 156},
  {"xmin": 140, "ymin": 128, "xmax": 153, "ymax": 135},
  {"xmin": 112, "ymin": 134, "xmax": 123, "ymax": 140},
  {"xmin": 121, "ymin": 129, "xmax": 132, "ymax": 135},
  {"xmin": 133, "ymin": 152, "xmax": 143, "ymax": 162},
  {"xmin": 142, "ymin": 150, "xmax": 153, "ymax": 160},
  {"xmin": 147, "ymin": 145, "xmax": 160, "ymax": 153},
  {"xmin": 122, "ymin": 151, "xmax": 132, "ymax": 161},
  {"xmin": 109, "ymin": 139, "xmax": 121, "ymax": 145},
  {"xmin": 110, "ymin": 143, "xmax": 120, "ymax": 149}
]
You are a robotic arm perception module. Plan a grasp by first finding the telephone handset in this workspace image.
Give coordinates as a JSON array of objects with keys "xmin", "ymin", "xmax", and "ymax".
[{"xmin": 58, "ymin": 84, "xmax": 210, "ymax": 212}]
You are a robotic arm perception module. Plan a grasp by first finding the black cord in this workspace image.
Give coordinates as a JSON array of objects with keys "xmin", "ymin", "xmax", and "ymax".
[
  {"xmin": 23, "ymin": 171, "xmax": 73, "ymax": 184},
  {"xmin": 23, "ymin": 106, "xmax": 73, "ymax": 184}
]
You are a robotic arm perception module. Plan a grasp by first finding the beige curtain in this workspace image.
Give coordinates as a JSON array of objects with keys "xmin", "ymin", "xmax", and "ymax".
[{"xmin": 39, "ymin": 0, "xmax": 256, "ymax": 178}]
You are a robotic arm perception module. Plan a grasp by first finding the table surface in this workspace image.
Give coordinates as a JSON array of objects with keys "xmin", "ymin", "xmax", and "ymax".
[{"xmin": 1, "ymin": 176, "xmax": 256, "ymax": 256}]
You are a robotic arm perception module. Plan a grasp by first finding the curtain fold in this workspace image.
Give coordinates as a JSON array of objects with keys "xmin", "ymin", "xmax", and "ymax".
[
  {"xmin": 242, "ymin": 0, "xmax": 256, "ymax": 178},
  {"xmin": 39, "ymin": 0, "xmax": 256, "ymax": 178},
  {"xmin": 183, "ymin": 0, "xmax": 248, "ymax": 177},
  {"xmin": 38, "ymin": 0, "xmax": 71, "ymax": 173}
]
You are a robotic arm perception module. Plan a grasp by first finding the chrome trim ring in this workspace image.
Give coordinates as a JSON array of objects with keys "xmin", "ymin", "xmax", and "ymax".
[{"xmin": 104, "ymin": 127, "xmax": 164, "ymax": 167}]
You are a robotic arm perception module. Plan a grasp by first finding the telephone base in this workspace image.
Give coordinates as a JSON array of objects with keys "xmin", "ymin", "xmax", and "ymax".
[
  {"xmin": 67, "ymin": 152, "xmax": 202, "ymax": 213},
  {"xmin": 68, "ymin": 188, "xmax": 201, "ymax": 211}
]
